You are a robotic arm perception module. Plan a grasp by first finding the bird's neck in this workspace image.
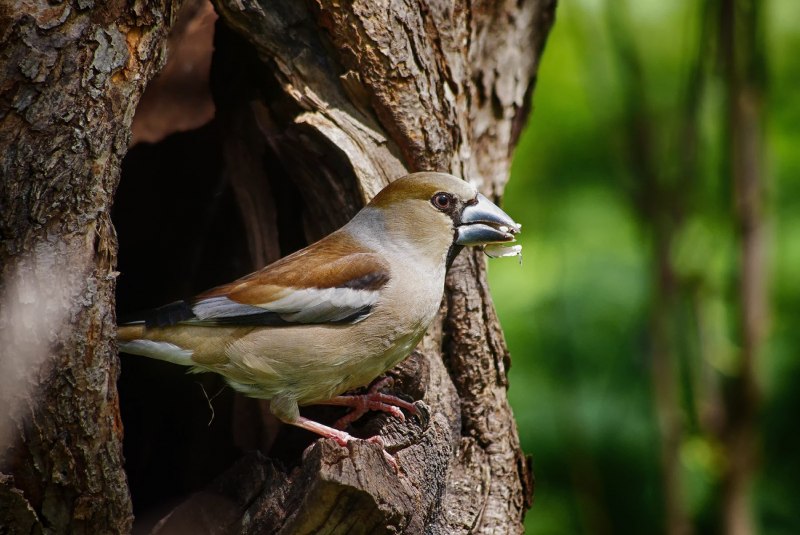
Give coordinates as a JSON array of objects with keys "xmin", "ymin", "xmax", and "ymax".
[{"xmin": 345, "ymin": 207, "xmax": 452, "ymax": 271}]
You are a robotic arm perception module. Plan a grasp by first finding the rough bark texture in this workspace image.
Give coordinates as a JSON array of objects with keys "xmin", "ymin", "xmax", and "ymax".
[
  {"xmin": 137, "ymin": 1, "xmax": 555, "ymax": 533},
  {"xmin": 0, "ymin": 1, "xmax": 178, "ymax": 533}
]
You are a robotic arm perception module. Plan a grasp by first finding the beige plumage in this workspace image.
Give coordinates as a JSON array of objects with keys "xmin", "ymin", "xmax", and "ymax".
[{"xmin": 118, "ymin": 172, "xmax": 520, "ymax": 466}]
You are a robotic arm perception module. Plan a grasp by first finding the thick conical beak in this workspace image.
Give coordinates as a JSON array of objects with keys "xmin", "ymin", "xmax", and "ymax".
[{"xmin": 455, "ymin": 193, "xmax": 521, "ymax": 246}]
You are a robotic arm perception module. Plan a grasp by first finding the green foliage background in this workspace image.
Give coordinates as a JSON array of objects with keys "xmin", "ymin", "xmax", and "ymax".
[{"xmin": 488, "ymin": 1, "xmax": 800, "ymax": 532}]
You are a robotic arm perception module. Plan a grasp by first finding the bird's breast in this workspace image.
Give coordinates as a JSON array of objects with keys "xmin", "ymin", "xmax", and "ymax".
[{"xmin": 219, "ymin": 259, "xmax": 446, "ymax": 404}]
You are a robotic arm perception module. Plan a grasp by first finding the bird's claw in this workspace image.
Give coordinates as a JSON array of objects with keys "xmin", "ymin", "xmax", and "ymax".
[
  {"xmin": 382, "ymin": 450, "xmax": 399, "ymax": 472},
  {"xmin": 364, "ymin": 436, "xmax": 399, "ymax": 472},
  {"xmin": 329, "ymin": 389, "xmax": 416, "ymax": 429},
  {"xmin": 366, "ymin": 435, "xmax": 384, "ymax": 447},
  {"xmin": 368, "ymin": 375, "xmax": 395, "ymax": 394}
]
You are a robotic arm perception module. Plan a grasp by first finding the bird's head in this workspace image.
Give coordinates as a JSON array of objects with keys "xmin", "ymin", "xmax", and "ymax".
[{"xmin": 353, "ymin": 172, "xmax": 521, "ymax": 266}]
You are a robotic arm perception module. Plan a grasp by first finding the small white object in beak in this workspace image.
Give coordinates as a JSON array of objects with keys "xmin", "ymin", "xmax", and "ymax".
[{"xmin": 484, "ymin": 243, "xmax": 522, "ymax": 259}]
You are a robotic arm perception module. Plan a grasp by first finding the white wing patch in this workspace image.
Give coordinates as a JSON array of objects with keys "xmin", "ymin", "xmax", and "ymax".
[
  {"xmin": 192, "ymin": 287, "xmax": 380, "ymax": 324},
  {"xmin": 192, "ymin": 296, "xmax": 268, "ymax": 321},
  {"xmin": 263, "ymin": 287, "xmax": 379, "ymax": 322},
  {"xmin": 119, "ymin": 339, "xmax": 194, "ymax": 365}
]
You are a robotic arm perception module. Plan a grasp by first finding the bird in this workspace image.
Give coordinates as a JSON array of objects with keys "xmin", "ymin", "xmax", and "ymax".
[{"xmin": 117, "ymin": 172, "xmax": 520, "ymax": 467}]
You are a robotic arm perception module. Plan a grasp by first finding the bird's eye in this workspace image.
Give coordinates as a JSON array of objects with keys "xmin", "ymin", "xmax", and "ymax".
[{"xmin": 432, "ymin": 193, "xmax": 452, "ymax": 210}]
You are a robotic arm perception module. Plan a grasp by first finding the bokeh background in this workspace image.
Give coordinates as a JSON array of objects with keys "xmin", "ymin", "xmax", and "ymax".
[{"xmin": 488, "ymin": 1, "xmax": 800, "ymax": 533}]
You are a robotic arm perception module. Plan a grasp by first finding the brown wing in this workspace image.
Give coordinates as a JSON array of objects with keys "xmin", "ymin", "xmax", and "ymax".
[{"xmin": 189, "ymin": 231, "xmax": 391, "ymax": 325}]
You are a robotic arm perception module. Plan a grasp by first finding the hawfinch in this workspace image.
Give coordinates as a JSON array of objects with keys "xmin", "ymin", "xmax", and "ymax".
[{"xmin": 118, "ymin": 172, "xmax": 520, "ymax": 466}]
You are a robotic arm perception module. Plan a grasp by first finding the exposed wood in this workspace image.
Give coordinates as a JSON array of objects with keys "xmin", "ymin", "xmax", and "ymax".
[{"xmin": 131, "ymin": 0, "xmax": 217, "ymax": 145}]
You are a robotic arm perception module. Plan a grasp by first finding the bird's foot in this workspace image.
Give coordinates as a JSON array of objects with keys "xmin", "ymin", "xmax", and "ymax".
[
  {"xmin": 293, "ymin": 416, "xmax": 353, "ymax": 446},
  {"xmin": 325, "ymin": 380, "xmax": 418, "ymax": 430},
  {"xmin": 367, "ymin": 376, "xmax": 396, "ymax": 394},
  {"xmin": 367, "ymin": 436, "xmax": 399, "ymax": 472},
  {"xmin": 293, "ymin": 416, "xmax": 398, "ymax": 471}
]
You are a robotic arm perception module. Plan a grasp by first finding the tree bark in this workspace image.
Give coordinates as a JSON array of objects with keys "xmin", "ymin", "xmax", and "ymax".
[
  {"xmin": 0, "ymin": 1, "xmax": 178, "ymax": 533},
  {"xmin": 2, "ymin": 0, "xmax": 555, "ymax": 533}
]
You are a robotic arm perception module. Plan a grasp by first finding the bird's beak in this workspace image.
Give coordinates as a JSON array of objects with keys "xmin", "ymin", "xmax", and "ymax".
[{"xmin": 455, "ymin": 193, "xmax": 521, "ymax": 246}]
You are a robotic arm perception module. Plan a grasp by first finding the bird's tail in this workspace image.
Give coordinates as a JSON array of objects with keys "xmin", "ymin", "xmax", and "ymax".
[
  {"xmin": 117, "ymin": 323, "xmax": 146, "ymax": 341},
  {"xmin": 117, "ymin": 323, "xmax": 195, "ymax": 366}
]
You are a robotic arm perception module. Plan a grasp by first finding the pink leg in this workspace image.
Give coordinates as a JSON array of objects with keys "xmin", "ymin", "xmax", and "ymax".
[
  {"xmin": 292, "ymin": 416, "xmax": 354, "ymax": 446},
  {"xmin": 291, "ymin": 416, "xmax": 398, "ymax": 471},
  {"xmin": 367, "ymin": 376, "xmax": 394, "ymax": 394},
  {"xmin": 319, "ymin": 378, "xmax": 418, "ymax": 430}
]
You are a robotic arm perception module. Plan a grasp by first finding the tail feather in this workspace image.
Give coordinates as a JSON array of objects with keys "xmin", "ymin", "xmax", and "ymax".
[
  {"xmin": 117, "ymin": 324, "xmax": 195, "ymax": 366},
  {"xmin": 117, "ymin": 323, "xmax": 146, "ymax": 341},
  {"xmin": 118, "ymin": 300, "xmax": 196, "ymax": 328},
  {"xmin": 117, "ymin": 338, "xmax": 195, "ymax": 366}
]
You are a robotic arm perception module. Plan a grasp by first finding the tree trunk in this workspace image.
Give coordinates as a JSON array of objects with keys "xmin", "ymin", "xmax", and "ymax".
[
  {"xmin": 2, "ymin": 0, "xmax": 555, "ymax": 533},
  {"xmin": 718, "ymin": 1, "xmax": 766, "ymax": 534},
  {"xmin": 0, "ymin": 1, "xmax": 178, "ymax": 533}
]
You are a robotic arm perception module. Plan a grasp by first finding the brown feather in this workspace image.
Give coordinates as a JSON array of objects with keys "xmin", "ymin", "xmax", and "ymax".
[{"xmin": 198, "ymin": 231, "xmax": 390, "ymax": 306}]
